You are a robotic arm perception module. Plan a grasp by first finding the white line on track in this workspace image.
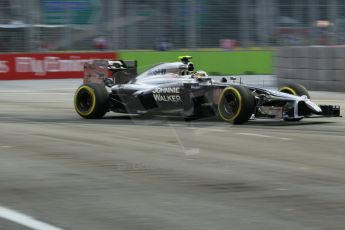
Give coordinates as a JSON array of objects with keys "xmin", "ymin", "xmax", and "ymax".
[
  {"xmin": 236, "ymin": 132, "xmax": 293, "ymax": 141},
  {"xmin": 0, "ymin": 206, "xmax": 64, "ymax": 230},
  {"xmin": 236, "ymin": 132, "xmax": 272, "ymax": 138},
  {"xmin": 186, "ymin": 127, "xmax": 227, "ymax": 135}
]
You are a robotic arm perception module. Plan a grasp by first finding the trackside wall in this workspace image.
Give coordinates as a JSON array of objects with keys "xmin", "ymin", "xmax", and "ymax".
[
  {"xmin": 275, "ymin": 46, "xmax": 345, "ymax": 92},
  {"xmin": 0, "ymin": 52, "xmax": 117, "ymax": 80}
]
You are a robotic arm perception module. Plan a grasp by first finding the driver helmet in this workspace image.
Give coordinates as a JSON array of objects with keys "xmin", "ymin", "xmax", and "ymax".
[{"xmin": 195, "ymin": 70, "xmax": 208, "ymax": 77}]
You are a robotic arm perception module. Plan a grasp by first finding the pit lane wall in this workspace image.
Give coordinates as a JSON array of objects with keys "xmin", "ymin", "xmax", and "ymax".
[
  {"xmin": 275, "ymin": 46, "xmax": 345, "ymax": 92},
  {"xmin": 0, "ymin": 52, "xmax": 117, "ymax": 80}
]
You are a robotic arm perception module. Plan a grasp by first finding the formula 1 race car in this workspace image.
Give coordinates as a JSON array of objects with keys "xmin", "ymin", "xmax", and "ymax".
[{"xmin": 74, "ymin": 56, "xmax": 341, "ymax": 124}]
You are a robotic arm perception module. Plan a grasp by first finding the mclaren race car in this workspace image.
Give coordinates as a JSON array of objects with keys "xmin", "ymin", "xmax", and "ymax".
[{"xmin": 74, "ymin": 56, "xmax": 340, "ymax": 124}]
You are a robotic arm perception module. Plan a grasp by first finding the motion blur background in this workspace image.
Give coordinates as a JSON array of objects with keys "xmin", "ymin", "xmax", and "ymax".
[{"xmin": 1, "ymin": 0, "xmax": 345, "ymax": 52}]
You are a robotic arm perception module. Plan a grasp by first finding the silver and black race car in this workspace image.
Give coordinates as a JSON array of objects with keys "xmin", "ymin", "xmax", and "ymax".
[{"xmin": 74, "ymin": 56, "xmax": 340, "ymax": 124}]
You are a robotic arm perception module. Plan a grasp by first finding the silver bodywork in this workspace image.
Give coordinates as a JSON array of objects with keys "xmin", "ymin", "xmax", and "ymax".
[
  {"xmin": 83, "ymin": 59, "xmax": 340, "ymax": 121},
  {"xmin": 109, "ymin": 62, "xmax": 324, "ymax": 120}
]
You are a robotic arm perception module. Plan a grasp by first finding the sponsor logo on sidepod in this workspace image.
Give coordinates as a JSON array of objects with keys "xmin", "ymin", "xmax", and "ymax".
[{"xmin": 152, "ymin": 87, "xmax": 182, "ymax": 102}]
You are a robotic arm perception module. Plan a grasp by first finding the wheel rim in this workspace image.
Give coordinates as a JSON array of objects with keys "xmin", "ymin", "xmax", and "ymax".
[
  {"xmin": 75, "ymin": 86, "xmax": 96, "ymax": 116},
  {"xmin": 223, "ymin": 93, "xmax": 239, "ymax": 117},
  {"xmin": 279, "ymin": 87, "xmax": 296, "ymax": 96},
  {"xmin": 218, "ymin": 87, "xmax": 242, "ymax": 121}
]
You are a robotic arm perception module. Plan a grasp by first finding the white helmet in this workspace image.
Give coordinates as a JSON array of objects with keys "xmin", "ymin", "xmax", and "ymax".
[{"xmin": 195, "ymin": 70, "xmax": 208, "ymax": 77}]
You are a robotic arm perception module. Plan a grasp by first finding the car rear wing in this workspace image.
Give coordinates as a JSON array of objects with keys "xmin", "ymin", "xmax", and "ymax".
[{"xmin": 83, "ymin": 59, "xmax": 137, "ymax": 85}]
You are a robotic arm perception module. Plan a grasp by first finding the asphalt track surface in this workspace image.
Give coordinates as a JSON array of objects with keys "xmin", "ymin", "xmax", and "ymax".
[{"xmin": 1, "ymin": 79, "xmax": 345, "ymax": 230}]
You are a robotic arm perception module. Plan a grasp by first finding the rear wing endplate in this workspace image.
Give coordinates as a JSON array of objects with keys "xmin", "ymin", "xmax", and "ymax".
[{"xmin": 83, "ymin": 60, "xmax": 137, "ymax": 85}]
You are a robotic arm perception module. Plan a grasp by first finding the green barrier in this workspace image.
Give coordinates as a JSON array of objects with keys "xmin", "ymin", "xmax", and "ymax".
[{"xmin": 119, "ymin": 51, "xmax": 272, "ymax": 75}]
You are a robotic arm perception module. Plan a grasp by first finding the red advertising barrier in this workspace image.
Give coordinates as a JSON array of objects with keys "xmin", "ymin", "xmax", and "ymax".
[{"xmin": 0, "ymin": 52, "xmax": 117, "ymax": 80}]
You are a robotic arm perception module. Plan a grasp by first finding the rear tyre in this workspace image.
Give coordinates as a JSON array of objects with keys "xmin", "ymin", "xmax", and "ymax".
[
  {"xmin": 279, "ymin": 83, "xmax": 310, "ymax": 99},
  {"xmin": 74, "ymin": 83, "xmax": 109, "ymax": 119},
  {"xmin": 217, "ymin": 85, "xmax": 255, "ymax": 124}
]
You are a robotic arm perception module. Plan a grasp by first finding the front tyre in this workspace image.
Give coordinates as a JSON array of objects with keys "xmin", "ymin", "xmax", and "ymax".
[
  {"xmin": 217, "ymin": 85, "xmax": 255, "ymax": 124},
  {"xmin": 279, "ymin": 83, "xmax": 310, "ymax": 99},
  {"xmin": 74, "ymin": 83, "xmax": 109, "ymax": 119}
]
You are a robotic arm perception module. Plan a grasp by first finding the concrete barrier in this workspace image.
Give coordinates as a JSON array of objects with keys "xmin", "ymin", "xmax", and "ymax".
[{"xmin": 275, "ymin": 46, "xmax": 345, "ymax": 92}]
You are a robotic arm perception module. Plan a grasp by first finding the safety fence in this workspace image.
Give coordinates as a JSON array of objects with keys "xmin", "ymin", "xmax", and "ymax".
[{"xmin": 1, "ymin": 0, "xmax": 345, "ymax": 52}]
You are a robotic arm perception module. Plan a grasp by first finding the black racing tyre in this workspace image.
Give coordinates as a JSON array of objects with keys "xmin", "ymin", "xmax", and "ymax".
[
  {"xmin": 279, "ymin": 83, "xmax": 310, "ymax": 99},
  {"xmin": 74, "ymin": 83, "xmax": 109, "ymax": 119},
  {"xmin": 217, "ymin": 85, "xmax": 255, "ymax": 124}
]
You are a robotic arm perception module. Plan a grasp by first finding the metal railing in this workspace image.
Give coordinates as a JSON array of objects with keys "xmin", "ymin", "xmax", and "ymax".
[{"xmin": 1, "ymin": 0, "xmax": 345, "ymax": 52}]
